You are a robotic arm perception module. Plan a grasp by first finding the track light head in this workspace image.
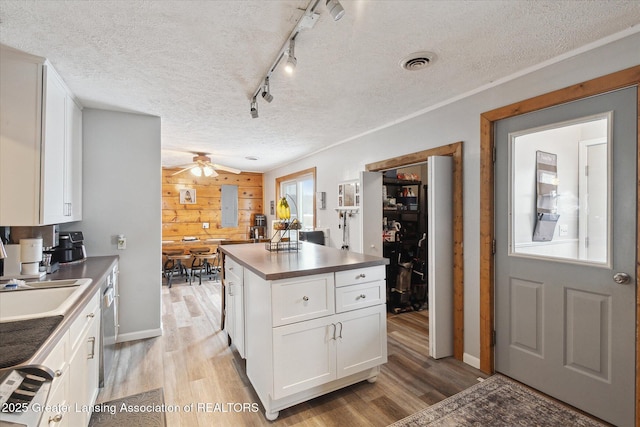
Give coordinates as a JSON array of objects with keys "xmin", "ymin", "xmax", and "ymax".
[
  {"xmin": 284, "ymin": 38, "xmax": 297, "ymax": 74},
  {"xmin": 250, "ymin": 97, "xmax": 258, "ymax": 118},
  {"xmin": 326, "ymin": 0, "xmax": 345, "ymax": 21},
  {"xmin": 261, "ymin": 76, "xmax": 274, "ymax": 103}
]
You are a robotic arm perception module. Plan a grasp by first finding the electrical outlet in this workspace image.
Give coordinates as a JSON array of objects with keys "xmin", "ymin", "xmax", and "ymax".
[
  {"xmin": 202, "ymin": 222, "xmax": 209, "ymax": 229},
  {"xmin": 117, "ymin": 235, "xmax": 126, "ymax": 250}
]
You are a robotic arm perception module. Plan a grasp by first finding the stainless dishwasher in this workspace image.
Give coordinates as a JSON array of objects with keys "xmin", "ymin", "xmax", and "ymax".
[{"xmin": 100, "ymin": 265, "xmax": 118, "ymax": 387}]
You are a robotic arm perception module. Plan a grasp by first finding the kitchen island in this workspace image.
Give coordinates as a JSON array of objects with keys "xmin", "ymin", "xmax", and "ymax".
[{"xmin": 219, "ymin": 242, "xmax": 389, "ymax": 420}]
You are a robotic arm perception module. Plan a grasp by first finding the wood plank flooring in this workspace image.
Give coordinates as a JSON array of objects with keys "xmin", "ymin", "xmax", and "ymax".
[{"xmin": 97, "ymin": 279, "xmax": 487, "ymax": 426}]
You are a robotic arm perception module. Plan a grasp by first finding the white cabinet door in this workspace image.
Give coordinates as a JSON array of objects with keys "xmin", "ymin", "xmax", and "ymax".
[
  {"xmin": 272, "ymin": 315, "xmax": 336, "ymax": 399},
  {"xmin": 40, "ymin": 65, "xmax": 68, "ymax": 225},
  {"xmin": 0, "ymin": 48, "xmax": 42, "ymax": 226},
  {"xmin": 232, "ymin": 280, "xmax": 245, "ymax": 358},
  {"xmin": 66, "ymin": 98, "xmax": 82, "ymax": 221},
  {"xmin": 336, "ymin": 304, "xmax": 387, "ymax": 378},
  {"xmin": 224, "ymin": 259, "xmax": 244, "ymax": 355},
  {"xmin": 86, "ymin": 311, "xmax": 100, "ymax": 406},
  {"xmin": 67, "ymin": 326, "xmax": 89, "ymax": 427}
]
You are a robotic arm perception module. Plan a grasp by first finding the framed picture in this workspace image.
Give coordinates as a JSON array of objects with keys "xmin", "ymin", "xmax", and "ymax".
[{"xmin": 179, "ymin": 189, "xmax": 196, "ymax": 204}]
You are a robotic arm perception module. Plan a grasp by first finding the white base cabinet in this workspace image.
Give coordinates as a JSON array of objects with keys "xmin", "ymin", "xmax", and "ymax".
[
  {"xmin": 39, "ymin": 290, "xmax": 100, "ymax": 427},
  {"xmin": 243, "ymin": 264, "xmax": 387, "ymax": 420}
]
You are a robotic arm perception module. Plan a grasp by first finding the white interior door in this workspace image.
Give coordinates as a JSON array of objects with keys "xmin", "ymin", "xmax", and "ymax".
[
  {"xmin": 428, "ymin": 156, "xmax": 453, "ymax": 359},
  {"xmin": 494, "ymin": 87, "xmax": 636, "ymax": 426}
]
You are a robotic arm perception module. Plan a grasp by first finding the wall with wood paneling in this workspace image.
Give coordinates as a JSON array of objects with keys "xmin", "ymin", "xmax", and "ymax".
[{"xmin": 162, "ymin": 168, "xmax": 263, "ymax": 242}]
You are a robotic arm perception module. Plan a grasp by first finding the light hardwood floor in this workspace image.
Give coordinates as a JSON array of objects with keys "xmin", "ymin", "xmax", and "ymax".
[{"xmin": 97, "ymin": 279, "xmax": 487, "ymax": 426}]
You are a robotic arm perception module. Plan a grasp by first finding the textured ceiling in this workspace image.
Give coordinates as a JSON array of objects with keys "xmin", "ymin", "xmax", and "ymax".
[{"xmin": 1, "ymin": 1, "xmax": 639, "ymax": 172}]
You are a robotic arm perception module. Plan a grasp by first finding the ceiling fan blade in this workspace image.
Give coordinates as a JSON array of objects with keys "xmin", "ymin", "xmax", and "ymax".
[
  {"xmin": 171, "ymin": 165, "xmax": 194, "ymax": 176},
  {"xmin": 212, "ymin": 163, "xmax": 241, "ymax": 174}
]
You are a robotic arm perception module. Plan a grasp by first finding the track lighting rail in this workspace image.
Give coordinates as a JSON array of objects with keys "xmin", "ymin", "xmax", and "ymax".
[{"xmin": 249, "ymin": 0, "xmax": 344, "ymax": 118}]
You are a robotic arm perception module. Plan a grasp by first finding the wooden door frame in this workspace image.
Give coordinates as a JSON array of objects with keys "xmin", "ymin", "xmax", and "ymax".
[
  {"xmin": 366, "ymin": 141, "xmax": 464, "ymax": 361},
  {"xmin": 479, "ymin": 66, "xmax": 640, "ymax": 422}
]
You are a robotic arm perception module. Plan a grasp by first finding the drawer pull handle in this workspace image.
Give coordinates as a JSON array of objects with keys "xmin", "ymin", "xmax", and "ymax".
[
  {"xmin": 331, "ymin": 323, "xmax": 337, "ymax": 340},
  {"xmin": 87, "ymin": 312, "xmax": 95, "ymax": 319},
  {"xmin": 357, "ymin": 273, "xmax": 366, "ymax": 279},
  {"xmin": 88, "ymin": 337, "xmax": 96, "ymax": 359},
  {"xmin": 302, "ymin": 296, "xmax": 309, "ymax": 302},
  {"xmin": 54, "ymin": 369, "xmax": 62, "ymax": 377},
  {"xmin": 337, "ymin": 322, "xmax": 343, "ymax": 339},
  {"xmin": 49, "ymin": 414, "xmax": 63, "ymax": 424},
  {"xmin": 357, "ymin": 294, "xmax": 366, "ymax": 300}
]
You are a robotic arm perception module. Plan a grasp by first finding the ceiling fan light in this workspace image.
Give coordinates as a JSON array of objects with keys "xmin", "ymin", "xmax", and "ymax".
[
  {"xmin": 202, "ymin": 165, "xmax": 214, "ymax": 177},
  {"xmin": 191, "ymin": 166, "xmax": 202, "ymax": 177}
]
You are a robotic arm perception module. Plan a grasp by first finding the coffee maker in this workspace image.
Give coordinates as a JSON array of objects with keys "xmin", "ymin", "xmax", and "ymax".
[
  {"xmin": 250, "ymin": 214, "xmax": 266, "ymax": 240},
  {"xmin": 50, "ymin": 231, "xmax": 86, "ymax": 264}
]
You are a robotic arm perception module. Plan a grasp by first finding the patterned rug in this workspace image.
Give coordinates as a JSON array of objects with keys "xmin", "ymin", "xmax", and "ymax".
[
  {"xmin": 89, "ymin": 388, "xmax": 166, "ymax": 427},
  {"xmin": 389, "ymin": 375, "xmax": 607, "ymax": 426}
]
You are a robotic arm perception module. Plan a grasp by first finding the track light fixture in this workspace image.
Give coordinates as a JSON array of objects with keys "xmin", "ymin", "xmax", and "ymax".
[
  {"xmin": 261, "ymin": 76, "xmax": 274, "ymax": 102},
  {"xmin": 284, "ymin": 38, "xmax": 297, "ymax": 74},
  {"xmin": 326, "ymin": 0, "xmax": 345, "ymax": 21},
  {"xmin": 249, "ymin": 0, "xmax": 345, "ymax": 118},
  {"xmin": 250, "ymin": 96, "xmax": 258, "ymax": 118}
]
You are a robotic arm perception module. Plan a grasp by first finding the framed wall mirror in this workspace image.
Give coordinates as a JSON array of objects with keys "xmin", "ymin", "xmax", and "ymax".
[{"xmin": 338, "ymin": 180, "xmax": 360, "ymax": 209}]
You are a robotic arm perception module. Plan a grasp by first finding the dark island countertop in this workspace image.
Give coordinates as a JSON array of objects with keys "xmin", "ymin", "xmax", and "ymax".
[
  {"xmin": 220, "ymin": 242, "xmax": 388, "ymax": 281},
  {"xmin": 0, "ymin": 256, "xmax": 118, "ymax": 372}
]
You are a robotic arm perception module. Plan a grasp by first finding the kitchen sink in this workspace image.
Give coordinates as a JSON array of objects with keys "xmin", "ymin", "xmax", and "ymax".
[{"xmin": 0, "ymin": 278, "xmax": 92, "ymax": 322}]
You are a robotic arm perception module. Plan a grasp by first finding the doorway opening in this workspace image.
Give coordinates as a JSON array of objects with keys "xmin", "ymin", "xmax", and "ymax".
[{"xmin": 366, "ymin": 141, "xmax": 464, "ymax": 361}]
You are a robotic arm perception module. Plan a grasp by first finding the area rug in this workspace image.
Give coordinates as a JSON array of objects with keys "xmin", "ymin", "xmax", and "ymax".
[
  {"xmin": 89, "ymin": 388, "xmax": 166, "ymax": 427},
  {"xmin": 389, "ymin": 374, "xmax": 606, "ymax": 426}
]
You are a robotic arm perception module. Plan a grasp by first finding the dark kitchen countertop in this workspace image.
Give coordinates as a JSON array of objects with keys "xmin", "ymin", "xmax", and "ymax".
[
  {"xmin": 0, "ymin": 256, "xmax": 118, "ymax": 372},
  {"xmin": 220, "ymin": 242, "xmax": 388, "ymax": 281}
]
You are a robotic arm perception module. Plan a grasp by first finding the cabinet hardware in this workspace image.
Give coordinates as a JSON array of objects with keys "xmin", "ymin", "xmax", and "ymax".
[
  {"xmin": 54, "ymin": 369, "xmax": 62, "ymax": 377},
  {"xmin": 49, "ymin": 414, "xmax": 63, "ymax": 424},
  {"xmin": 228, "ymin": 282, "xmax": 234, "ymax": 296},
  {"xmin": 302, "ymin": 296, "xmax": 309, "ymax": 302},
  {"xmin": 88, "ymin": 336, "xmax": 96, "ymax": 359},
  {"xmin": 357, "ymin": 294, "xmax": 366, "ymax": 300},
  {"xmin": 337, "ymin": 322, "xmax": 343, "ymax": 339},
  {"xmin": 357, "ymin": 273, "xmax": 366, "ymax": 279},
  {"xmin": 87, "ymin": 312, "xmax": 95, "ymax": 319},
  {"xmin": 330, "ymin": 323, "xmax": 337, "ymax": 340}
]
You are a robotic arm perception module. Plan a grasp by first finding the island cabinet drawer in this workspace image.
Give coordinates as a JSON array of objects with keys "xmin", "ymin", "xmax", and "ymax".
[
  {"xmin": 335, "ymin": 265, "xmax": 385, "ymax": 288},
  {"xmin": 335, "ymin": 280, "xmax": 384, "ymax": 313},
  {"xmin": 224, "ymin": 257, "xmax": 243, "ymax": 277},
  {"xmin": 272, "ymin": 273, "xmax": 335, "ymax": 327}
]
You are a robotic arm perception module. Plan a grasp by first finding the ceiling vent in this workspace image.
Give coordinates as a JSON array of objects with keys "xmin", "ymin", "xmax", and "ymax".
[{"xmin": 400, "ymin": 51, "xmax": 436, "ymax": 71}]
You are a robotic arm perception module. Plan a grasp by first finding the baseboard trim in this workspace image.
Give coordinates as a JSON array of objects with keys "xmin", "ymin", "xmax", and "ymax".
[
  {"xmin": 463, "ymin": 352, "xmax": 481, "ymax": 369},
  {"xmin": 116, "ymin": 328, "xmax": 162, "ymax": 343}
]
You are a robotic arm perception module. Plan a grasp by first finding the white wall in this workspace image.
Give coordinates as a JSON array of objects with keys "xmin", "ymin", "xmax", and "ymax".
[
  {"xmin": 62, "ymin": 109, "xmax": 162, "ymax": 342},
  {"xmin": 264, "ymin": 31, "xmax": 640, "ymax": 366}
]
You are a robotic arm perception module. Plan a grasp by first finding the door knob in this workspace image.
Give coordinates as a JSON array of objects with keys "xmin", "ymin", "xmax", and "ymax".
[{"xmin": 613, "ymin": 272, "xmax": 631, "ymax": 285}]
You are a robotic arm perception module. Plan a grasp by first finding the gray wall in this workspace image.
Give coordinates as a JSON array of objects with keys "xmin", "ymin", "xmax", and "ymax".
[
  {"xmin": 62, "ymin": 109, "xmax": 162, "ymax": 341},
  {"xmin": 264, "ymin": 31, "xmax": 640, "ymax": 367}
]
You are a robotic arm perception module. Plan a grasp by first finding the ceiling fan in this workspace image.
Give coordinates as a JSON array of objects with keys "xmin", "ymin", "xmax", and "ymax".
[{"xmin": 170, "ymin": 153, "xmax": 242, "ymax": 177}]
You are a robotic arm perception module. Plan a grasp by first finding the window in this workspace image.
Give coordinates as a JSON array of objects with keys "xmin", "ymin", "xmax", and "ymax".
[
  {"xmin": 276, "ymin": 167, "xmax": 316, "ymax": 230},
  {"xmin": 509, "ymin": 113, "xmax": 611, "ymax": 266}
]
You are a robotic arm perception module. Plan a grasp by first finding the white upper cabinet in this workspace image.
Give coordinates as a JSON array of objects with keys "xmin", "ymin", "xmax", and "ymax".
[{"xmin": 0, "ymin": 46, "xmax": 82, "ymax": 226}]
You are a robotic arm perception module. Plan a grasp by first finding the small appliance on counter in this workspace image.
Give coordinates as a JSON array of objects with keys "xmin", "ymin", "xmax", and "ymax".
[{"xmin": 49, "ymin": 231, "xmax": 87, "ymax": 265}]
